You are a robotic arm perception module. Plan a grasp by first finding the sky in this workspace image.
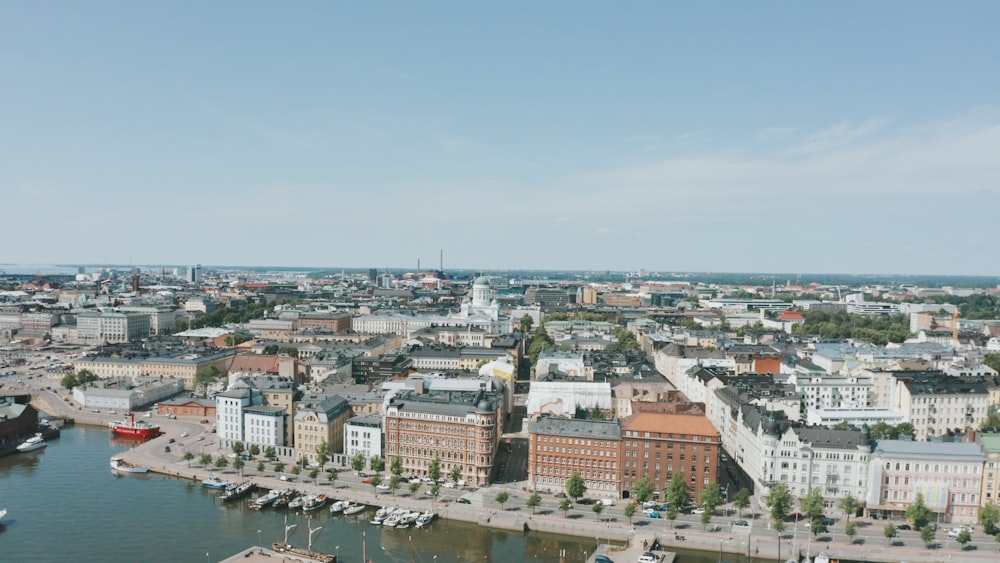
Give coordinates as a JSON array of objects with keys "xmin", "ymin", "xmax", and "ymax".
[{"xmin": 2, "ymin": 2, "xmax": 999, "ymax": 276}]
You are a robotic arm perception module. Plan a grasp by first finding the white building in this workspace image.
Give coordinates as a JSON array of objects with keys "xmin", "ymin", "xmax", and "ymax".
[
  {"xmin": 344, "ymin": 413, "xmax": 383, "ymax": 461},
  {"xmin": 788, "ymin": 373, "xmax": 873, "ymax": 411},
  {"xmin": 535, "ymin": 350, "xmax": 593, "ymax": 380},
  {"xmin": 243, "ymin": 405, "xmax": 286, "ymax": 447},
  {"xmin": 216, "ymin": 387, "xmax": 260, "ymax": 443},
  {"xmin": 526, "ymin": 380, "xmax": 612, "ymax": 418},
  {"xmin": 71, "ymin": 377, "xmax": 184, "ymax": 411},
  {"xmin": 805, "ymin": 407, "xmax": 907, "ymax": 427}
]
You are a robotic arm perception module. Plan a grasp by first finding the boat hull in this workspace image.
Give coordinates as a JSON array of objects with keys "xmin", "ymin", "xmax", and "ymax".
[{"xmin": 110, "ymin": 457, "xmax": 149, "ymax": 473}]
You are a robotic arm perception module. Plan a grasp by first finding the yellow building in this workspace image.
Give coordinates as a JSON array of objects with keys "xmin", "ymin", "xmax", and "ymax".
[{"xmin": 293, "ymin": 395, "xmax": 352, "ymax": 463}]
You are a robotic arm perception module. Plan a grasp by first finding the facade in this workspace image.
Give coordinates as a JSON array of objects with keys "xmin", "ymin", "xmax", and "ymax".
[
  {"xmin": 157, "ymin": 398, "xmax": 216, "ymax": 417},
  {"xmin": 344, "ymin": 413, "xmax": 383, "ymax": 461},
  {"xmin": 0, "ymin": 399, "xmax": 39, "ymax": 446},
  {"xmin": 527, "ymin": 417, "xmax": 623, "ymax": 497},
  {"xmin": 293, "ymin": 395, "xmax": 352, "ymax": 463},
  {"xmin": 770, "ymin": 426, "xmax": 871, "ymax": 506},
  {"xmin": 244, "ymin": 405, "xmax": 286, "ymax": 447},
  {"xmin": 895, "ymin": 375, "xmax": 990, "ymax": 441},
  {"xmin": 620, "ymin": 412, "xmax": 720, "ymax": 499},
  {"xmin": 383, "ymin": 388, "xmax": 502, "ymax": 486},
  {"xmin": 297, "ymin": 312, "xmax": 352, "ymax": 332},
  {"xmin": 526, "ymin": 380, "xmax": 612, "ymax": 418},
  {"xmin": 980, "ymin": 434, "xmax": 1000, "ymax": 506},
  {"xmin": 77, "ymin": 311, "xmax": 151, "ymax": 344},
  {"xmin": 867, "ymin": 440, "xmax": 985, "ymax": 525},
  {"xmin": 216, "ymin": 388, "xmax": 259, "ymax": 443},
  {"xmin": 72, "ymin": 377, "xmax": 184, "ymax": 411},
  {"xmin": 789, "ymin": 373, "xmax": 874, "ymax": 411},
  {"xmin": 535, "ymin": 350, "xmax": 593, "ymax": 380},
  {"xmin": 76, "ymin": 349, "xmax": 235, "ymax": 391}
]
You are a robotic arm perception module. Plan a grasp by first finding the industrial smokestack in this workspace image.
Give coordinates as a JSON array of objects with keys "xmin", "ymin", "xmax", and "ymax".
[{"xmin": 440, "ymin": 249, "xmax": 443, "ymax": 272}]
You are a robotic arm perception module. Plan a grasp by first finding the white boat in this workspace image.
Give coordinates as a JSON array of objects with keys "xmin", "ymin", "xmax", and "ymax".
[
  {"xmin": 396, "ymin": 511, "xmax": 419, "ymax": 529},
  {"xmin": 329, "ymin": 500, "xmax": 346, "ymax": 514},
  {"xmin": 202, "ymin": 474, "xmax": 234, "ymax": 489},
  {"xmin": 415, "ymin": 511, "xmax": 435, "ymax": 528},
  {"xmin": 0, "ymin": 508, "xmax": 7, "ymax": 524},
  {"xmin": 342, "ymin": 502, "xmax": 366, "ymax": 516},
  {"xmin": 302, "ymin": 494, "xmax": 328, "ymax": 512},
  {"xmin": 813, "ymin": 554, "xmax": 830, "ymax": 563},
  {"xmin": 287, "ymin": 496, "xmax": 306, "ymax": 510},
  {"xmin": 110, "ymin": 456, "xmax": 149, "ymax": 473},
  {"xmin": 17, "ymin": 434, "xmax": 47, "ymax": 452},
  {"xmin": 370, "ymin": 506, "xmax": 393, "ymax": 524}
]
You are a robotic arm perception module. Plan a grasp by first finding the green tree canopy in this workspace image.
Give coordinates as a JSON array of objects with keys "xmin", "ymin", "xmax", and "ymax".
[
  {"xmin": 766, "ymin": 483, "xmax": 793, "ymax": 523},
  {"xmin": 350, "ymin": 453, "xmax": 366, "ymax": 474},
  {"xmin": 632, "ymin": 476, "xmax": 656, "ymax": 503},
  {"xmin": 194, "ymin": 365, "xmax": 222, "ymax": 397},
  {"xmin": 592, "ymin": 503, "xmax": 605, "ymax": 520},
  {"xmin": 624, "ymin": 503, "xmax": 637, "ymax": 524},
  {"xmin": 526, "ymin": 492, "xmax": 541, "ymax": 514},
  {"xmin": 389, "ymin": 475, "xmax": 401, "ymax": 495},
  {"xmin": 408, "ymin": 481, "xmax": 421, "ymax": 496},
  {"xmin": 315, "ymin": 441, "xmax": 331, "ymax": 469},
  {"xmin": 919, "ymin": 525, "xmax": 936, "ymax": 548},
  {"xmin": 845, "ymin": 521, "xmax": 858, "ymax": 544},
  {"xmin": 979, "ymin": 500, "xmax": 1000, "ymax": 534},
  {"xmin": 232, "ymin": 441, "xmax": 245, "ymax": 455},
  {"xmin": 906, "ymin": 493, "xmax": 932, "ymax": 529},
  {"xmin": 428, "ymin": 456, "xmax": 442, "ymax": 481},
  {"xmin": 566, "ymin": 471, "xmax": 587, "ymax": 502},
  {"xmin": 391, "ymin": 455, "xmax": 404, "ymax": 477},
  {"xmin": 519, "ymin": 315, "xmax": 534, "ymax": 334},
  {"xmin": 699, "ymin": 482, "xmax": 724, "ymax": 513},
  {"xmin": 559, "ymin": 499, "xmax": 573, "ymax": 517},
  {"xmin": 370, "ymin": 455, "xmax": 385, "ymax": 474},
  {"xmin": 495, "ymin": 491, "xmax": 510, "ymax": 510},
  {"xmin": 883, "ymin": 523, "xmax": 897, "ymax": 545},
  {"xmin": 791, "ymin": 310, "xmax": 911, "ymax": 344},
  {"xmin": 199, "ymin": 453, "xmax": 213, "ymax": 466},
  {"xmin": 733, "ymin": 488, "xmax": 752, "ymax": 516},
  {"xmin": 666, "ymin": 472, "xmax": 690, "ymax": 509},
  {"xmin": 450, "ymin": 465, "xmax": 463, "ymax": 484},
  {"xmin": 839, "ymin": 494, "xmax": 862, "ymax": 522},
  {"xmin": 800, "ymin": 488, "xmax": 825, "ymax": 520},
  {"xmin": 957, "ymin": 528, "xmax": 972, "ymax": 549}
]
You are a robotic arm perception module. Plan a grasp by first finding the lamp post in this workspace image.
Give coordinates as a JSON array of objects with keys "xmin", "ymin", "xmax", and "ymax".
[
  {"xmin": 257, "ymin": 529, "xmax": 261, "ymax": 548},
  {"xmin": 336, "ymin": 545, "xmax": 339, "ymax": 560}
]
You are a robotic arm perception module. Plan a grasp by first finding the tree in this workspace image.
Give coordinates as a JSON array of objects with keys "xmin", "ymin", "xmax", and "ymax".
[
  {"xmin": 370, "ymin": 455, "xmax": 385, "ymax": 475},
  {"xmin": 429, "ymin": 484, "xmax": 441, "ymax": 501},
  {"xmin": 389, "ymin": 475, "xmax": 401, "ymax": 496},
  {"xmin": 800, "ymin": 488, "xmax": 825, "ymax": 521},
  {"xmin": 766, "ymin": 483, "xmax": 793, "ymax": 525},
  {"xmin": 919, "ymin": 525, "xmax": 935, "ymax": 548},
  {"xmin": 249, "ymin": 444, "xmax": 260, "ymax": 457},
  {"xmin": 519, "ymin": 315, "xmax": 534, "ymax": 334},
  {"xmin": 895, "ymin": 422, "xmax": 915, "ymax": 438},
  {"xmin": 174, "ymin": 319, "xmax": 189, "ymax": 332},
  {"xmin": 274, "ymin": 462, "xmax": 285, "ymax": 473},
  {"xmin": 408, "ymin": 481, "xmax": 422, "ymax": 496},
  {"xmin": 700, "ymin": 482, "xmax": 724, "ymax": 514},
  {"xmin": 666, "ymin": 506, "xmax": 679, "ymax": 529},
  {"xmin": 592, "ymin": 502, "xmax": 605, "ymax": 520},
  {"xmin": 194, "ymin": 365, "xmax": 221, "ymax": 397},
  {"xmin": 370, "ymin": 474, "xmax": 382, "ymax": 491},
  {"xmin": 428, "ymin": 456, "xmax": 442, "ymax": 482},
  {"xmin": 810, "ymin": 518, "xmax": 827, "ymax": 537},
  {"xmin": 957, "ymin": 528, "xmax": 972, "ymax": 550},
  {"xmin": 351, "ymin": 453, "xmax": 366, "ymax": 475},
  {"xmin": 701, "ymin": 511, "xmax": 712, "ymax": 530},
  {"xmin": 632, "ymin": 477, "xmax": 656, "ymax": 504},
  {"xmin": 290, "ymin": 465, "xmax": 301, "ymax": 476},
  {"xmin": 495, "ymin": 491, "xmax": 510, "ymax": 511},
  {"xmin": 526, "ymin": 492, "xmax": 541, "ymax": 514},
  {"xmin": 61, "ymin": 373, "xmax": 79, "ymax": 389},
  {"xmin": 232, "ymin": 441, "xmax": 245, "ymax": 455},
  {"xmin": 233, "ymin": 458, "xmax": 245, "ymax": 478},
  {"xmin": 559, "ymin": 499, "xmax": 573, "ymax": 517},
  {"xmin": 200, "ymin": 453, "xmax": 213, "ymax": 466},
  {"xmin": 839, "ymin": 494, "xmax": 861, "ymax": 523},
  {"xmin": 315, "ymin": 441, "xmax": 330, "ymax": 470},
  {"xmin": 566, "ymin": 471, "xmax": 587, "ymax": 502},
  {"xmin": 327, "ymin": 469, "xmax": 338, "ymax": 488},
  {"xmin": 309, "ymin": 468, "xmax": 320, "ymax": 482},
  {"xmin": 734, "ymin": 488, "xmax": 752, "ymax": 516},
  {"xmin": 264, "ymin": 446, "xmax": 276, "ymax": 460},
  {"xmin": 450, "ymin": 465, "xmax": 463, "ymax": 485},
  {"xmin": 224, "ymin": 333, "xmax": 248, "ymax": 346},
  {"xmin": 215, "ymin": 456, "xmax": 228, "ymax": 470},
  {"xmin": 884, "ymin": 523, "xmax": 898, "ymax": 545},
  {"xmin": 845, "ymin": 521, "xmax": 858, "ymax": 544},
  {"xmin": 985, "ymin": 353, "xmax": 1000, "ymax": 373},
  {"xmin": 183, "ymin": 451, "xmax": 195, "ymax": 467},
  {"xmin": 257, "ymin": 461, "xmax": 265, "ymax": 473},
  {"xmin": 979, "ymin": 500, "xmax": 1000, "ymax": 534},
  {"xmin": 774, "ymin": 519, "xmax": 786, "ymax": 561},
  {"xmin": 391, "ymin": 455, "xmax": 403, "ymax": 477},
  {"xmin": 906, "ymin": 493, "xmax": 932, "ymax": 529},
  {"xmin": 624, "ymin": 503, "xmax": 637, "ymax": 525},
  {"xmin": 666, "ymin": 472, "xmax": 690, "ymax": 510}
]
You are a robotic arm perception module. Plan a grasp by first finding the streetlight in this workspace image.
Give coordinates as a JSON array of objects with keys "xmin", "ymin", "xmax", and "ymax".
[
  {"xmin": 257, "ymin": 529, "xmax": 261, "ymax": 548},
  {"xmin": 335, "ymin": 545, "xmax": 339, "ymax": 560}
]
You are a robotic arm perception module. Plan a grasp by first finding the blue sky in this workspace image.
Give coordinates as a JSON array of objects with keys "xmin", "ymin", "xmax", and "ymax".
[{"xmin": 3, "ymin": 2, "xmax": 999, "ymax": 275}]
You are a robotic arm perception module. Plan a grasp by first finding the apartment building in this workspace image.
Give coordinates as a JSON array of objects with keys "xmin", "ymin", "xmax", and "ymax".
[
  {"xmin": 895, "ymin": 374, "xmax": 990, "ymax": 440},
  {"xmin": 294, "ymin": 395, "xmax": 351, "ymax": 463},
  {"xmin": 527, "ymin": 417, "xmax": 623, "ymax": 497},
  {"xmin": 620, "ymin": 412, "xmax": 720, "ymax": 498},
  {"xmin": 867, "ymin": 440, "xmax": 985, "ymax": 525},
  {"xmin": 344, "ymin": 413, "xmax": 383, "ymax": 461},
  {"xmin": 980, "ymin": 434, "xmax": 1000, "ymax": 506},
  {"xmin": 383, "ymin": 388, "xmax": 502, "ymax": 486}
]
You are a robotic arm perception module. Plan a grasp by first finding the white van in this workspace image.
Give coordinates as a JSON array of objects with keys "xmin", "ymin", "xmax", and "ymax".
[{"xmin": 599, "ymin": 498, "xmax": 614, "ymax": 506}]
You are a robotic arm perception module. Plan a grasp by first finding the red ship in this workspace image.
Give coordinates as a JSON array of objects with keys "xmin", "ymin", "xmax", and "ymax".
[{"xmin": 109, "ymin": 412, "xmax": 161, "ymax": 439}]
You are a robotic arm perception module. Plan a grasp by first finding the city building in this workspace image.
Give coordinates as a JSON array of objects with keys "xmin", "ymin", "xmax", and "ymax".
[
  {"xmin": 527, "ymin": 416, "xmax": 622, "ymax": 497},
  {"xmin": 293, "ymin": 395, "xmax": 351, "ymax": 463},
  {"xmin": 76, "ymin": 311, "xmax": 151, "ymax": 344},
  {"xmin": 894, "ymin": 374, "xmax": 990, "ymax": 441},
  {"xmin": 383, "ymin": 387, "xmax": 502, "ymax": 485},
  {"xmin": 344, "ymin": 413, "xmax": 383, "ymax": 461},
  {"xmin": 979, "ymin": 433, "xmax": 1000, "ymax": 506},
  {"xmin": 620, "ymin": 412, "xmax": 721, "ymax": 498},
  {"xmin": 866, "ymin": 440, "xmax": 985, "ymax": 525}
]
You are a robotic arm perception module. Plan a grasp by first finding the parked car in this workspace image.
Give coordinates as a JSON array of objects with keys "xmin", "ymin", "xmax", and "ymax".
[
  {"xmin": 948, "ymin": 526, "xmax": 972, "ymax": 538},
  {"xmin": 599, "ymin": 498, "xmax": 614, "ymax": 506},
  {"xmin": 200, "ymin": 419, "xmax": 210, "ymax": 424},
  {"xmin": 638, "ymin": 553, "xmax": 659, "ymax": 563},
  {"xmin": 376, "ymin": 484, "xmax": 390, "ymax": 491},
  {"xmin": 647, "ymin": 511, "xmax": 661, "ymax": 519},
  {"xmin": 553, "ymin": 492, "xmax": 567, "ymax": 498},
  {"xmin": 691, "ymin": 507, "xmax": 706, "ymax": 515},
  {"xmin": 180, "ymin": 432, "xmax": 189, "ymax": 438},
  {"xmin": 732, "ymin": 520, "xmax": 749, "ymax": 527},
  {"xmin": 456, "ymin": 498, "xmax": 471, "ymax": 504},
  {"xmin": 595, "ymin": 556, "xmax": 615, "ymax": 563},
  {"xmin": 897, "ymin": 524, "xmax": 912, "ymax": 531},
  {"xmin": 820, "ymin": 516, "xmax": 836, "ymax": 526},
  {"xmin": 362, "ymin": 478, "xmax": 372, "ymax": 484},
  {"xmin": 443, "ymin": 482, "xmax": 455, "ymax": 488}
]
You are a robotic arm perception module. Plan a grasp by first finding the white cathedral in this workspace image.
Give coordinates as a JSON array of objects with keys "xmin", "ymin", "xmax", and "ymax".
[{"xmin": 450, "ymin": 276, "xmax": 513, "ymax": 334}]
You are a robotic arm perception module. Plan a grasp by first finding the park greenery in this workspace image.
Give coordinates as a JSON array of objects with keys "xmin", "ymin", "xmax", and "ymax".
[
  {"xmin": 791, "ymin": 310, "xmax": 911, "ymax": 345},
  {"xmin": 62, "ymin": 369, "xmax": 100, "ymax": 389},
  {"xmin": 186, "ymin": 298, "xmax": 300, "ymax": 330}
]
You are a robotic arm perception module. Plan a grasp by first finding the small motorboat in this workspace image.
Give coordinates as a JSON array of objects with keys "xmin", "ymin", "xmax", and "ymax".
[
  {"xmin": 329, "ymin": 500, "xmax": 346, "ymax": 515},
  {"xmin": 17, "ymin": 434, "xmax": 47, "ymax": 452},
  {"xmin": 110, "ymin": 456, "xmax": 149, "ymax": 473},
  {"xmin": 287, "ymin": 495, "xmax": 306, "ymax": 510},
  {"xmin": 202, "ymin": 474, "xmax": 234, "ymax": 489},
  {"xmin": 302, "ymin": 494, "xmax": 328, "ymax": 512},
  {"xmin": 342, "ymin": 502, "xmax": 366, "ymax": 516}
]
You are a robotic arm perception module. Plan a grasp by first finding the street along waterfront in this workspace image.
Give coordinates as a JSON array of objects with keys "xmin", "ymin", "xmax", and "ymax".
[{"xmin": 0, "ymin": 425, "xmax": 599, "ymax": 562}]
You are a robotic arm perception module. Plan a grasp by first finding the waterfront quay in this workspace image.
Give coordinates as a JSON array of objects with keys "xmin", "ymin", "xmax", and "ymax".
[{"xmin": 25, "ymin": 382, "xmax": 1000, "ymax": 563}]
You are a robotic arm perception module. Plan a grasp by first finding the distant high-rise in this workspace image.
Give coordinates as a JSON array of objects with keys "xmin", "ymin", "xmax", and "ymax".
[
  {"xmin": 368, "ymin": 268, "xmax": 378, "ymax": 282},
  {"xmin": 186, "ymin": 264, "xmax": 202, "ymax": 284}
]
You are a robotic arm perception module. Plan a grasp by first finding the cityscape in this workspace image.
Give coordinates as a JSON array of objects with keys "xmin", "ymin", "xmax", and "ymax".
[
  {"xmin": 3, "ymin": 263, "xmax": 1000, "ymax": 562},
  {"xmin": 3, "ymin": 2, "xmax": 1000, "ymax": 563}
]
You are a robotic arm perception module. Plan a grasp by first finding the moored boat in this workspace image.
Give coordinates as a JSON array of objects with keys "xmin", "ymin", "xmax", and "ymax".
[
  {"xmin": 342, "ymin": 502, "xmax": 366, "ymax": 515},
  {"xmin": 302, "ymin": 494, "xmax": 328, "ymax": 512},
  {"xmin": 287, "ymin": 495, "xmax": 306, "ymax": 510},
  {"xmin": 110, "ymin": 456, "xmax": 149, "ymax": 473},
  {"xmin": 273, "ymin": 490, "xmax": 297, "ymax": 509},
  {"xmin": 415, "ymin": 511, "xmax": 435, "ymax": 528},
  {"xmin": 220, "ymin": 481, "xmax": 255, "ymax": 502},
  {"xmin": 17, "ymin": 433, "xmax": 47, "ymax": 452},
  {"xmin": 202, "ymin": 473, "xmax": 234, "ymax": 489},
  {"xmin": 249, "ymin": 489, "xmax": 282, "ymax": 509},
  {"xmin": 108, "ymin": 412, "xmax": 160, "ymax": 440},
  {"xmin": 329, "ymin": 500, "xmax": 346, "ymax": 514}
]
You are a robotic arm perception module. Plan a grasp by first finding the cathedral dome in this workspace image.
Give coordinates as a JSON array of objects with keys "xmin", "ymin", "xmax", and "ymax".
[{"xmin": 473, "ymin": 276, "xmax": 490, "ymax": 287}]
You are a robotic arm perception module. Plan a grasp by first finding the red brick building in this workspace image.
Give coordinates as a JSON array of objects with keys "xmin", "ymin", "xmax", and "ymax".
[
  {"xmin": 527, "ymin": 417, "xmax": 623, "ymax": 497},
  {"xmin": 620, "ymin": 412, "xmax": 720, "ymax": 499},
  {"xmin": 157, "ymin": 398, "xmax": 216, "ymax": 418}
]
